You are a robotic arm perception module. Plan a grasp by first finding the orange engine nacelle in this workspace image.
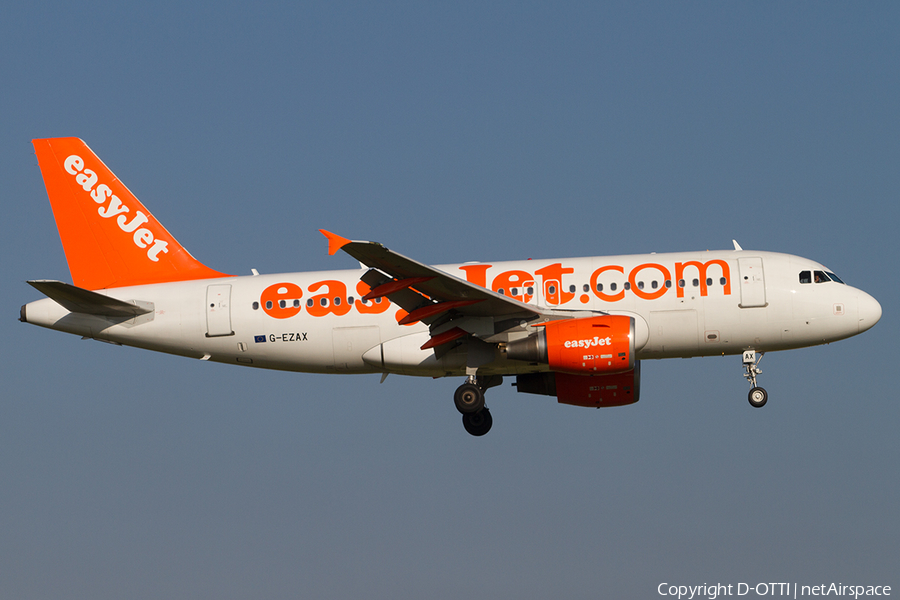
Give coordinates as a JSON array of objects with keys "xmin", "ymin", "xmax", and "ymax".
[{"xmin": 505, "ymin": 315, "xmax": 635, "ymax": 375}]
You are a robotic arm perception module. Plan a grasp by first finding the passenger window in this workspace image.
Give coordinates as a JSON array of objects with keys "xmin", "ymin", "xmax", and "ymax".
[
  {"xmin": 651, "ymin": 281, "xmax": 658, "ymax": 289},
  {"xmin": 252, "ymin": 302, "xmax": 259, "ymax": 310},
  {"xmin": 799, "ymin": 271, "xmax": 811, "ymax": 284},
  {"xmin": 610, "ymin": 283, "xmax": 617, "ymax": 291},
  {"xmin": 692, "ymin": 279, "xmax": 699, "ymax": 287},
  {"xmin": 334, "ymin": 297, "xmax": 341, "ymax": 306},
  {"xmin": 293, "ymin": 299, "xmax": 300, "ymax": 308},
  {"xmin": 583, "ymin": 284, "xmax": 590, "ymax": 292},
  {"xmin": 719, "ymin": 277, "xmax": 727, "ymax": 285},
  {"xmin": 637, "ymin": 281, "xmax": 644, "ymax": 290},
  {"xmin": 497, "ymin": 288, "xmax": 505, "ymax": 296},
  {"xmin": 624, "ymin": 282, "xmax": 631, "ymax": 290},
  {"xmin": 307, "ymin": 299, "xmax": 314, "ymax": 307},
  {"xmin": 706, "ymin": 278, "xmax": 712, "ymax": 286},
  {"xmin": 665, "ymin": 280, "xmax": 672, "ymax": 288},
  {"xmin": 678, "ymin": 279, "xmax": 685, "ymax": 288},
  {"xmin": 266, "ymin": 301, "xmax": 273, "ymax": 309},
  {"xmin": 596, "ymin": 283, "xmax": 603, "ymax": 292},
  {"xmin": 569, "ymin": 285, "xmax": 576, "ymax": 293}
]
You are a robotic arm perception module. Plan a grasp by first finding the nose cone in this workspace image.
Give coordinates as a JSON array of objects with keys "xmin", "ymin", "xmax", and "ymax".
[{"xmin": 858, "ymin": 292, "xmax": 882, "ymax": 333}]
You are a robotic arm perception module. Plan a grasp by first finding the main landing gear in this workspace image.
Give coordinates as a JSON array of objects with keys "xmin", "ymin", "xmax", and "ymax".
[
  {"xmin": 742, "ymin": 350, "xmax": 767, "ymax": 408},
  {"xmin": 454, "ymin": 375, "xmax": 501, "ymax": 436}
]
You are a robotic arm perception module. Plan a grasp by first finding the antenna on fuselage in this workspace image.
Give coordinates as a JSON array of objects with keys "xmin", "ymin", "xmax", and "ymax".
[{"xmin": 732, "ymin": 240, "xmax": 743, "ymax": 251}]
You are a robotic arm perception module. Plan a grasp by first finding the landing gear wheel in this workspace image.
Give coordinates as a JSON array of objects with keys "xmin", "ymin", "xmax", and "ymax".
[
  {"xmin": 748, "ymin": 387, "xmax": 768, "ymax": 408},
  {"xmin": 462, "ymin": 408, "xmax": 492, "ymax": 436},
  {"xmin": 454, "ymin": 383, "xmax": 485, "ymax": 414}
]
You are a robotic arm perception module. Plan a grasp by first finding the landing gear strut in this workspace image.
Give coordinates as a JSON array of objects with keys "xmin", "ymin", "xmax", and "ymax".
[
  {"xmin": 454, "ymin": 375, "xmax": 500, "ymax": 436},
  {"xmin": 743, "ymin": 350, "xmax": 767, "ymax": 408}
]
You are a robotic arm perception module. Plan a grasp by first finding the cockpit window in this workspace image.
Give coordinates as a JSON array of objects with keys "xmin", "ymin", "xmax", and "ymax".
[{"xmin": 801, "ymin": 269, "xmax": 845, "ymax": 285}]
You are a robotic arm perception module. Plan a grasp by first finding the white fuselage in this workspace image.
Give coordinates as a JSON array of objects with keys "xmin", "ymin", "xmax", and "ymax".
[{"xmin": 23, "ymin": 249, "xmax": 881, "ymax": 378}]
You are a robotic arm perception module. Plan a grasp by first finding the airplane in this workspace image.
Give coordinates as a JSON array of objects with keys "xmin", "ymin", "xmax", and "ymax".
[{"xmin": 20, "ymin": 138, "xmax": 882, "ymax": 436}]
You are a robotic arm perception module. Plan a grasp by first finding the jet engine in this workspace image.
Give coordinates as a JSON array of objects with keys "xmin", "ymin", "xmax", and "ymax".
[{"xmin": 505, "ymin": 314, "xmax": 635, "ymax": 375}]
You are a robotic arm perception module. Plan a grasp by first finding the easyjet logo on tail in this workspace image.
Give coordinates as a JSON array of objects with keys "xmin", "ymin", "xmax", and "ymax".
[{"xmin": 64, "ymin": 155, "xmax": 169, "ymax": 262}]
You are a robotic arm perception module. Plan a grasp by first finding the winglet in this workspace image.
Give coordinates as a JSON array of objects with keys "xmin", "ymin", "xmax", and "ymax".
[{"xmin": 319, "ymin": 229, "xmax": 352, "ymax": 256}]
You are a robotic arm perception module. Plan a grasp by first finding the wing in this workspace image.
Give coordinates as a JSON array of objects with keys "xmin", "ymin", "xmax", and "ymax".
[{"xmin": 320, "ymin": 230, "xmax": 550, "ymax": 354}]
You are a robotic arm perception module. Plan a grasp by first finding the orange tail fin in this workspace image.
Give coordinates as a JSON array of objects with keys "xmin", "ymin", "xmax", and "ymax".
[{"xmin": 33, "ymin": 138, "xmax": 229, "ymax": 290}]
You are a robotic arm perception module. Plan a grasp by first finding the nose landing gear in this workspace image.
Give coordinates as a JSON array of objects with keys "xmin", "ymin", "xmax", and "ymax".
[
  {"xmin": 454, "ymin": 375, "xmax": 500, "ymax": 436},
  {"xmin": 743, "ymin": 350, "xmax": 767, "ymax": 408}
]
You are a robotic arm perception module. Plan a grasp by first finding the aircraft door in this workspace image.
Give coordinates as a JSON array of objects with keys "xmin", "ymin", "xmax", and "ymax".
[
  {"xmin": 206, "ymin": 284, "xmax": 234, "ymax": 337},
  {"xmin": 737, "ymin": 257, "xmax": 767, "ymax": 308}
]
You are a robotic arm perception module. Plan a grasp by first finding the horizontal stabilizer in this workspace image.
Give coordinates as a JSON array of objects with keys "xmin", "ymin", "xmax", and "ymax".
[{"xmin": 27, "ymin": 280, "xmax": 153, "ymax": 317}]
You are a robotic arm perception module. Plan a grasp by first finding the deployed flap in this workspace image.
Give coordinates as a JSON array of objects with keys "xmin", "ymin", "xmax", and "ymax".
[
  {"xmin": 319, "ymin": 230, "xmax": 543, "ymax": 321},
  {"xmin": 28, "ymin": 280, "xmax": 153, "ymax": 317}
]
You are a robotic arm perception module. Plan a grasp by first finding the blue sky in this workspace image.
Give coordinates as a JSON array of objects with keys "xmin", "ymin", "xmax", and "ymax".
[{"xmin": 2, "ymin": 2, "xmax": 898, "ymax": 598}]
